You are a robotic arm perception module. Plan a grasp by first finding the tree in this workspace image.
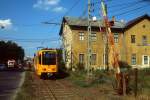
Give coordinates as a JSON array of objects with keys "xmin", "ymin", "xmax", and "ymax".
[{"xmin": 0, "ymin": 40, "xmax": 25, "ymax": 63}]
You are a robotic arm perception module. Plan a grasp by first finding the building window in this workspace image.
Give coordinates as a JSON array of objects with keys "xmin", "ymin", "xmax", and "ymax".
[
  {"xmin": 142, "ymin": 35, "xmax": 147, "ymax": 45},
  {"xmin": 114, "ymin": 33, "xmax": 119, "ymax": 43},
  {"xmin": 91, "ymin": 33, "xmax": 97, "ymax": 41},
  {"xmin": 79, "ymin": 54, "xmax": 84, "ymax": 63},
  {"xmin": 131, "ymin": 54, "xmax": 136, "ymax": 65},
  {"xmin": 79, "ymin": 32, "xmax": 84, "ymax": 40},
  {"xmin": 91, "ymin": 54, "xmax": 96, "ymax": 65},
  {"xmin": 143, "ymin": 56, "xmax": 148, "ymax": 65},
  {"xmin": 131, "ymin": 35, "xmax": 136, "ymax": 43}
]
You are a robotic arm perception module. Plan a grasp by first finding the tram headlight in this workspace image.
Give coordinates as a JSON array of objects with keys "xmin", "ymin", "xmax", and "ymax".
[{"xmin": 42, "ymin": 68, "xmax": 46, "ymax": 71}]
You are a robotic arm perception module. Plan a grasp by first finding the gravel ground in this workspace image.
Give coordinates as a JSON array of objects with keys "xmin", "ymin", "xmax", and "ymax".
[{"xmin": 16, "ymin": 70, "xmax": 150, "ymax": 100}]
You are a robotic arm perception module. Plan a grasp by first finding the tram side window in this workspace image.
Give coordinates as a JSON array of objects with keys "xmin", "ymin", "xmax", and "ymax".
[{"xmin": 39, "ymin": 54, "xmax": 41, "ymax": 64}]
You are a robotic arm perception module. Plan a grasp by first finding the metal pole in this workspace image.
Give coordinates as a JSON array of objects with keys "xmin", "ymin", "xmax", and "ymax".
[
  {"xmin": 103, "ymin": 41, "xmax": 106, "ymax": 69},
  {"xmin": 101, "ymin": 0, "xmax": 109, "ymax": 71},
  {"xmin": 134, "ymin": 68, "xmax": 138, "ymax": 97},
  {"xmin": 87, "ymin": 0, "xmax": 91, "ymax": 79}
]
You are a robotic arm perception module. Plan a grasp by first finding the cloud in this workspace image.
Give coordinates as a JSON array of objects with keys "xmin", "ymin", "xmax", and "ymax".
[
  {"xmin": 53, "ymin": 6, "xmax": 66, "ymax": 12},
  {"xmin": 0, "ymin": 19, "xmax": 12, "ymax": 29},
  {"xmin": 33, "ymin": 0, "xmax": 66, "ymax": 13},
  {"xmin": 46, "ymin": 0, "xmax": 60, "ymax": 5}
]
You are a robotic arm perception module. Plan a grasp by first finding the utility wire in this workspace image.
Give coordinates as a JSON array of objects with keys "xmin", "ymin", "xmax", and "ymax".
[
  {"xmin": 13, "ymin": 24, "xmax": 41, "ymax": 27},
  {"xmin": 91, "ymin": 0, "xmax": 113, "ymax": 5},
  {"xmin": 0, "ymin": 36, "xmax": 59, "ymax": 41},
  {"xmin": 1, "ymin": 39, "xmax": 60, "ymax": 43},
  {"xmin": 107, "ymin": 0, "xmax": 143, "ymax": 8},
  {"xmin": 94, "ymin": 0, "xmax": 144, "ymax": 10},
  {"xmin": 95, "ymin": 2, "xmax": 149, "ymax": 20},
  {"xmin": 108, "ymin": 1, "xmax": 144, "ymax": 12},
  {"xmin": 111, "ymin": 4, "xmax": 149, "ymax": 17},
  {"xmin": 43, "ymin": 0, "xmax": 82, "ymax": 25},
  {"xmin": 79, "ymin": 3, "xmax": 88, "ymax": 19},
  {"xmin": 64, "ymin": 0, "xmax": 81, "ymax": 16}
]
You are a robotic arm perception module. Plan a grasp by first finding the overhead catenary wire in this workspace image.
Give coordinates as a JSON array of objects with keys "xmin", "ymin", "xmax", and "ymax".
[
  {"xmin": 43, "ymin": 0, "xmax": 82, "ymax": 25},
  {"xmin": 107, "ymin": 0, "xmax": 143, "ymax": 8},
  {"xmin": 0, "ymin": 36, "xmax": 60, "ymax": 42},
  {"xmin": 110, "ymin": 4, "xmax": 149, "ymax": 17},
  {"xmin": 63, "ymin": 0, "xmax": 81, "ymax": 16},
  {"xmin": 79, "ymin": 2, "xmax": 88, "ymax": 19},
  {"xmin": 90, "ymin": 0, "xmax": 113, "ymax": 5},
  {"xmin": 108, "ymin": 0, "xmax": 145, "ymax": 12},
  {"xmin": 93, "ymin": 0, "xmax": 146, "ymax": 12},
  {"xmin": 95, "ymin": 2, "xmax": 149, "ymax": 18}
]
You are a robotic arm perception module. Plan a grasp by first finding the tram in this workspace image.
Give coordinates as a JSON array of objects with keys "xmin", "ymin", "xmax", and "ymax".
[{"xmin": 34, "ymin": 49, "xmax": 58, "ymax": 78}]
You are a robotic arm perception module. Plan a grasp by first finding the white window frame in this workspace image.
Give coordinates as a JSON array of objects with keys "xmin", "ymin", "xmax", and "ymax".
[
  {"xmin": 79, "ymin": 32, "xmax": 84, "ymax": 40},
  {"xmin": 131, "ymin": 54, "xmax": 136, "ymax": 65},
  {"xmin": 142, "ymin": 55, "xmax": 149, "ymax": 66},
  {"xmin": 91, "ymin": 32, "xmax": 97, "ymax": 41},
  {"xmin": 114, "ymin": 33, "xmax": 119, "ymax": 43}
]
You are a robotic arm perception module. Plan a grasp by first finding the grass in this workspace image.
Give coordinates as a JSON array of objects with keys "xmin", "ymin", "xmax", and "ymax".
[
  {"xmin": 67, "ymin": 69, "xmax": 114, "ymax": 88},
  {"xmin": 68, "ymin": 68, "xmax": 150, "ymax": 98},
  {"xmin": 15, "ymin": 71, "xmax": 36, "ymax": 100},
  {"xmin": 67, "ymin": 70, "xmax": 89, "ymax": 87},
  {"xmin": 15, "ymin": 68, "xmax": 150, "ymax": 99},
  {"xmin": 137, "ymin": 68, "xmax": 150, "ymax": 96}
]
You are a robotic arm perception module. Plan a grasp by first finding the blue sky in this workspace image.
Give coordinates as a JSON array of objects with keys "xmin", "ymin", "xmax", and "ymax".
[{"xmin": 0, "ymin": 0, "xmax": 150, "ymax": 57}]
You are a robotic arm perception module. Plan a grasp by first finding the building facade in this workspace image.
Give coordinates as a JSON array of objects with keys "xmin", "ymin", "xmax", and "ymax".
[
  {"xmin": 124, "ymin": 14, "xmax": 150, "ymax": 68},
  {"xmin": 59, "ymin": 14, "xmax": 150, "ymax": 70}
]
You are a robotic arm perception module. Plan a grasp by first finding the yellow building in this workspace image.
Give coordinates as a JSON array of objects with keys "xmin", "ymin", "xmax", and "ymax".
[
  {"xmin": 124, "ymin": 14, "xmax": 150, "ymax": 68},
  {"xmin": 59, "ymin": 14, "xmax": 150, "ymax": 70}
]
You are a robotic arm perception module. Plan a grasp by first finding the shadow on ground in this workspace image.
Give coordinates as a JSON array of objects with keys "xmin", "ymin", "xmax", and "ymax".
[
  {"xmin": 0, "ymin": 68, "xmax": 25, "ymax": 72},
  {"xmin": 41, "ymin": 70, "xmax": 70, "ymax": 80}
]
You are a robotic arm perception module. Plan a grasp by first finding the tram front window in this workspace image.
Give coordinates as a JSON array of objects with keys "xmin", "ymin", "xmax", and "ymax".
[{"xmin": 42, "ymin": 52, "xmax": 56, "ymax": 65}]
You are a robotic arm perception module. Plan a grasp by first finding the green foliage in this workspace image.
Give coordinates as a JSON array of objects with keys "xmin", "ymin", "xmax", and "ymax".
[
  {"xmin": 58, "ymin": 60, "xmax": 66, "ymax": 71},
  {"xmin": 57, "ymin": 49, "xmax": 67, "ymax": 71},
  {"xmin": 137, "ymin": 68, "xmax": 150, "ymax": 94},
  {"xmin": 76, "ymin": 63, "xmax": 85, "ymax": 71},
  {"xmin": 126, "ymin": 68, "xmax": 150, "ymax": 95},
  {"xmin": 0, "ymin": 40, "xmax": 24, "ymax": 63},
  {"xmin": 92, "ymin": 69, "xmax": 115, "ymax": 85},
  {"xmin": 68, "ymin": 69, "xmax": 115, "ymax": 88},
  {"xmin": 68, "ymin": 70, "xmax": 90, "ymax": 87},
  {"xmin": 119, "ymin": 61, "xmax": 132, "ymax": 70}
]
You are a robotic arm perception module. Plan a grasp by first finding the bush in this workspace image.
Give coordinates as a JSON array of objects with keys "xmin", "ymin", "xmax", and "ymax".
[
  {"xmin": 119, "ymin": 61, "xmax": 132, "ymax": 69},
  {"xmin": 68, "ymin": 70, "xmax": 90, "ymax": 87},
  {"xmin": 58, "ymin": 60, "xmax": 66, "ymax": 71},
  {"xmin": 92, "ymin": 69, "xmax": 115, "ymax": 84},
  {"xmin": 76, "ymin": 63, "xmax": 85, "ymax": 71}
]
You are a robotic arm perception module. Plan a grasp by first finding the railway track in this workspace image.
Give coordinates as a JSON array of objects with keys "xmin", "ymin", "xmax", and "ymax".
[{"xmin": 33, "ymin": 74, "xmax": 82, "ymax": 100}]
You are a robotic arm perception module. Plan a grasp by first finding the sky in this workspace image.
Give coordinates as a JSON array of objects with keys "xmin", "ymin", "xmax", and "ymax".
[{"xmin": 0, "ymin": 0, "xmax": 150, "ymax": 57}]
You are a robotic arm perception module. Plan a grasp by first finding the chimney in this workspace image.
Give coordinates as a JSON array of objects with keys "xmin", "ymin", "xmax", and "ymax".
[
  {"xmin": 109, "ymin": 16, "xmax": 115, "ymax": 26},
  {"xmin": 112, "ymin": 16, "xmax": 115, "ymax": 22}
]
